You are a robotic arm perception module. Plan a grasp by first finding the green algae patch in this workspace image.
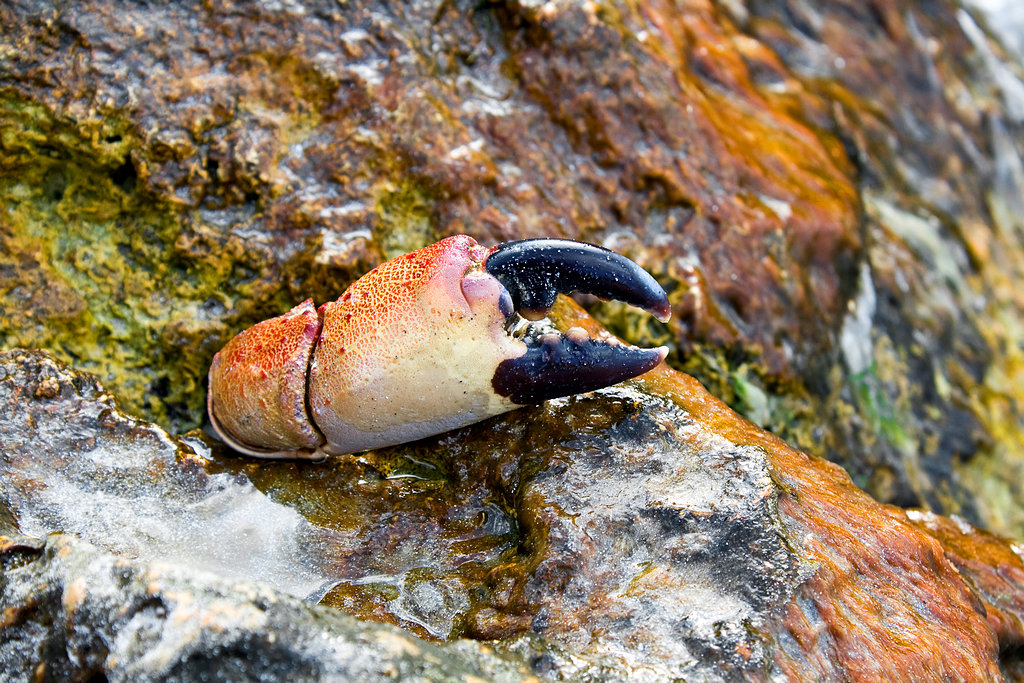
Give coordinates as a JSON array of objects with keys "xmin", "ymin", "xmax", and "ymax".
[
  {"xmin": 0, "ymin": 98, "xmax": 236, "ymax": 432},
  {"xmin": 374, "ymin": 180, "xmax": 440, "ymax": 261}
]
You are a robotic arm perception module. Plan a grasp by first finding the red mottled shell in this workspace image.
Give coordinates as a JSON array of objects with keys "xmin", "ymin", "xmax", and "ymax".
[
  {"xmin": 208, "ymin": 300, "xmax": 324, "ymax": 452},
  {"xmin": 307, "ymin": 235, "xmax": 520, "ymax": 454},
  {"xmin": 313, "ymin": 235, "xmax": 488, "ymax": 389}
]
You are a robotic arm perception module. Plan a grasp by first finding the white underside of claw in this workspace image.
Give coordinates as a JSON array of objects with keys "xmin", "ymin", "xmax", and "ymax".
[
  {"xmin": 311, "ymin": 316, "xmax": 524, "ymax": 454},
  {"xmin": 308, "ymin": 267, "xmax": 526, "ymax": 455}
]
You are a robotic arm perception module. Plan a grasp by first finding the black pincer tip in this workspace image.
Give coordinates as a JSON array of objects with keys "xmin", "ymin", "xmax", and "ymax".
[
  {"xmin": 483, "ymin": 239, "xmax": 671, "ymax": 322},
  {"xmin": 492, "ymin": 328, "xmax": 669, "ymax": 404}
]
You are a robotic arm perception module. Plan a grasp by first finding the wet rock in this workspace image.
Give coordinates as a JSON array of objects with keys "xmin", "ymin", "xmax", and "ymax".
[
  {"xmin": 0, "ymin": 533, "xmax": 530, "ymax": 682},
  {"xmin": 0, "ymin": 348, "xmax": 516, "ymax": 642},
  {"xmin": 739, "ymin": 0, "xmax": 1024, "ymax": 535},
  {"xmin": 0, "ymin": 349, "xmax": 339, "ymax": 599},
  {"xmin": 0, "ymin": 349, "xmax": 532, "ymax": 678},
  {"xmin": 473, "ymin": 303, "xmax": 1024, "ymax": 679},
  {"xmin": 464, "ymin": 386, "xmax": 796, "ymax": 675},
  {"xmin": 4, "ymin": 333, "xmax": 1024, "ymax": 679},
  {"xmin": 906, "ymin": 510, "xmax": 1024, "ymax": 650},
  {"xmin": 2, "ymin": 0, "xmax": 1024, "ymax": 677}
]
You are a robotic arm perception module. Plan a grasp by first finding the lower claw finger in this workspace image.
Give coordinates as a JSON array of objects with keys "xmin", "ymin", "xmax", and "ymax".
[{"xmin": 492, "ymin": 321, "xmax": 668, "ymax": 404}]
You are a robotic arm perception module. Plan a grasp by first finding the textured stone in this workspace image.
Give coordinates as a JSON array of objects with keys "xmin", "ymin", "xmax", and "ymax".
[
  {"xmin": 4, "ymin": 331, "xmax": 1024, "ymax": 679},
  {"xmin": 3, "ymin": 0, "xmax": 1024, "ymax": 677},
  {"xmin": 0, "ymin": 533, "xmax": 531, "ymax": 682},
  {"xmin": 5, "ymin": 0, "xmax": 1021, "ymax": 534}
]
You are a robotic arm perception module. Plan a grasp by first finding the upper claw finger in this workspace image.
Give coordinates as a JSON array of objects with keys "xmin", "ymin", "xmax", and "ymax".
[{"xmin": 483, "ymin": 238, "xmax": 672, "ymax": 322}]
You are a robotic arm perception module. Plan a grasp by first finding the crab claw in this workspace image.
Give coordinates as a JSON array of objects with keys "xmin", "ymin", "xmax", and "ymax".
[
  {"xmin": 207, "ymin": 235, "xmax": 671, "ymax": 459},
  {"xmin": 482, "ymin": 239, "xmax": 671, "ymax": 404}
]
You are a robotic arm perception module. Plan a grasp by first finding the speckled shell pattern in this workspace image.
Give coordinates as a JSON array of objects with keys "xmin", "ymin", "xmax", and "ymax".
[
  {"xmin": 206, "ymin": 300, "xmax": 323, "ymax": 454},
  {"xmin": 208, "ymin": 235, "xmax": 525, "ymax": 457}
]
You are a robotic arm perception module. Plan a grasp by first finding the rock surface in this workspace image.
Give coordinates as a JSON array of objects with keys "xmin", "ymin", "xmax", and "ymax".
[
  {"xmin": 2, "ymin": 0, "xmax": 1023, "ymax": 534},
  {"xmin": 3, "ymin": 337, "xmax": 1024, "ymax": 680},
  {"xmin": 0, "ymin": 533, "xmax": 530, "ymax": 682},
  {"xmin": 3, "ymin": 0, "xmax": 1024, "ymax": 679}
]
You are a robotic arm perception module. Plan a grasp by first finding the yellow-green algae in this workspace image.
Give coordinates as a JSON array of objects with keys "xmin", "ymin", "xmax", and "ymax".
[
  {"xmin": 373, "ymin": 180, "xmax": 441, "ymax": 260},
  {"xmin": 0, "ymin": 95, "xmax": 242, "ymax": 430},
  {"xmin": 954, "ymin": 201, "xmax": 1024, "ymax": 536},
  {"xmin": 0, "ymin": 81, "xmax": 467, "ymax": 434}
]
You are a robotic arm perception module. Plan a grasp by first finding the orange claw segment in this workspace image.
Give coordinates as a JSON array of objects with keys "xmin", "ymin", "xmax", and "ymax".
[
  {"xmin": 207, "ymin": 299, "xmax": 325, "ymax": 456},
  {"xmin": 308, "ymin": 235, "xmax": 525, "ymax": 455}
]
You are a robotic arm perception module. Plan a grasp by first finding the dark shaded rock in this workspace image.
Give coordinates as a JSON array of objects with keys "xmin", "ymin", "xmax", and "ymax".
[
  {"xmin": 0, "ymin": 533, "xmax": 530, "ymax": 682},
  {"xmin": 458, "ymin": 385, "xmax": 797, "ymax": 675}
]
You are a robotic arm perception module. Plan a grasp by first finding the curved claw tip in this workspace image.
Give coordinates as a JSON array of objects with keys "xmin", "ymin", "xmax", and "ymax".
[
  {"xmin": 650, "ymin": 302, "xmax": 672, "ymax": 324},
  {"xmin": 484, "ymin": 238, "xmax": 671, "ymax": 322},
  {"xmin": 654, "ymin": 345, "xmax": 670, "ymax": 363},
  {"xmin": 492, "ymin": 328, "xmax": 668, "ymax": 404}
]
